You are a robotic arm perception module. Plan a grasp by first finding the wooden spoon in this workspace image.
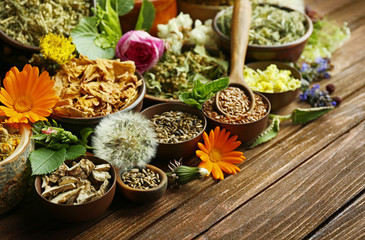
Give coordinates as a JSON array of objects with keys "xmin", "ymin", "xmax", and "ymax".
[{"xmin": 215, "ymin": 0, "xmax": 255, "ymax": 115}]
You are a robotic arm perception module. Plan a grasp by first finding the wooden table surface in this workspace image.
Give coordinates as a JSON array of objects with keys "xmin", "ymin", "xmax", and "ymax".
[{"xmin": 1, "ymin": 0, "xmax": 364, "ymax": 239}]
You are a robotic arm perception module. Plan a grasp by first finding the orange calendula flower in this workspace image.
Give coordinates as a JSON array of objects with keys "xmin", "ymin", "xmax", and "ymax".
[
  {"xmin": 196, "ymin": 126, "xmax": 245, "ymax": 180},
  {"xmin": 0, "ymin": 64, "xmax": 59, "ymax": 123}
]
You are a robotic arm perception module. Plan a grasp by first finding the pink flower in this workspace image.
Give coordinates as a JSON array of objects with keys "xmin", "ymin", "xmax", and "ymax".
[
  {"xmin": 42, "ymin": 127, "xmax": 58, "ymax": 135},
  {"xmin": 115, "ymin": 30, "xmax": 164, "ymax": 73}
]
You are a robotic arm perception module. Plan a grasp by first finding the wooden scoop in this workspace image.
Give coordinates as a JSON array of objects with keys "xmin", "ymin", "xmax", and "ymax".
[{"xmin": 215, "ymin": 0, "xmax": 255, "ymax": 115}]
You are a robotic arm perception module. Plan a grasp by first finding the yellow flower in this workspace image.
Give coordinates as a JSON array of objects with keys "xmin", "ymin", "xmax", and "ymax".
[
  {"xmin": 196, "ymin": 127, "xmax": 245, "ymax": 180},
  {"xmin": 39, "ymin": 33, "xmax": 76, "ymax": 65},
  {"xmin": 0, "ymin": 64, "xmax": 59, "ymax": 123}
]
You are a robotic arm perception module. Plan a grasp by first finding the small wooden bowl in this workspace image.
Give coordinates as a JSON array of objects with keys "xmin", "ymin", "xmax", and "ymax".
[
  {"xmin": 141, "ymin": 102, "xmax": 207, "ymax": 161},
  {"xmin": 203, "ymin": 91, "xmax": 271, "ymax": 146},
  {"xmin": 213, "ymin": 4, "xmax": 313, "ymax": 62},
  {"xmin": 116, "ymin": 164, "xmax": 168, "ymax": 203},
  {"xmin": 245, "ymin": 61, "xmax": 302, "ymax": 112},
  {"xmin": 34, "ymin": 156, "xmax": 116, "ymax": 222}
]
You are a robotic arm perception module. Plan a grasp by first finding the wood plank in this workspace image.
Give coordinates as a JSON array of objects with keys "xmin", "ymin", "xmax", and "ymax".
[
  {"xmin": 70, "ymin": 46, "xmax": 365, "ymax": 239},
  {"xmin": 121, "ymin": 80, "xmax": 365, "ymax": 239},
  {"xmin": 309, "ymin": 193, "xmax": 365, "ymax": 240},
  {"xmin": 197, "ymin": 120, "xmax": 365, "ymax": 240}
]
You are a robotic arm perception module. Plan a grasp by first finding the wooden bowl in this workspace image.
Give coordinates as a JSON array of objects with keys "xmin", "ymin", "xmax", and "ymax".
[
  {"xmin": 0, "ymin": 0, "xmax": 96, "ymax": 67},
  {"xmin": 245, "ymin": 61, "xmax": 302, "ymax": 112},
  {"xmin": 213, "ymin": 4, "xmax": 313, "ymax": 62},
  {"xmin": 177, "ymin": 0, "xmax": 228, "ymax": 22},
  {"xmin": 0, "ymin": 124, "xmax": 34, "ymax": 214},
  {"xmin": 202, "ymin": 91, "xmax": 271, "ymax": 146},
  {"xmin": 116, "ymin": 164, "xmax": 168, "ymax": 203},
  {"xmin": 50, "ymin": 73, "xmax": 146, "ymax": 133},
  {"xmin": 141, "ymin": 102, "xmax": 207, "ymax": 161},
  {"xmin": 34, "ymin": 155, "xmax": 116, "ymax": 222}
]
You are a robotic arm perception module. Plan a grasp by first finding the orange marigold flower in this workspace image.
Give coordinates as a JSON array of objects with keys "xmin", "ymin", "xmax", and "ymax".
[
  {"xmin": 0, "ymin": 64, "xmax": 59, "ymax": 123},
  {"xmin": 196, "ymin": 126, "xmax": 245, "ymax": 180}
]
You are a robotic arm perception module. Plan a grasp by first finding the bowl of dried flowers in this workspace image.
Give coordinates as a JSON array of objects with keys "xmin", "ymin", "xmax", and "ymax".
[
  {"xmin": 244, "ymin": 61, "xmax": 302, "ymax": 112},
  {"xmin": 50, "ymin": 55, "xmax": 146, "ymax": 132},
  {"xmin": 34, "ymin": 155, "xmax": 116, "ymax": 222},
  {"xmin": 116, "ymin": 164, "xmax": 168, "ymax": 203},
  {"xmin": 141, "ymin": 102, "xmax": 207, "ymax": 161}
]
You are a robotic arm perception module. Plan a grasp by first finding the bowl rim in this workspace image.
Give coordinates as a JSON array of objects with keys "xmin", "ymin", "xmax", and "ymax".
[
  {"xmin": 213, "ymin": 4, "xmax": 314, "ymax": 49},
  {"xmin": 245, "ymin": 61, "xmax": 302, "ymax": 94},
  {"xmin": 116, "ymin": 164, "xmax": 168, "ymax": 193},
  {"xmin": 50, "ymin": 71, "xmax": 146, "ymax": 122},
  {"xmin": 141, "ymin": 102, "xmax": 208, "ymax": 145},
  {"xmin": 0, "ymin": 0, "xmax": 97, "ymax": 52},
  {"xmin": 34, "ymin": 155, "xmax": 117, "ymax": 207},
  {"xmin": 0, "ymin": 124, "xmax": 32, "ymax": 166},
  {"xmin": 202, "ymin": 90, "xmax": 271, "ymax": 126}
]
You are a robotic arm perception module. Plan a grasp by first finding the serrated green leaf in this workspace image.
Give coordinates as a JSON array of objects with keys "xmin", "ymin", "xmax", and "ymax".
[
  {"xmin": 65, "ymin": 145, "xmax": 86, "ymax": 160},
  {"xmin": 135, "ymin": 0, "xmax": 155, "ymax": 31},
  {"xmin": 29, "ymin": 148, "xmax": 67, "ymax": 175},
  {"xmin": 80, "ymin": 128, "xmax": 94, "ymax": 149},
  {"xmin": 249, "ymin": 117, "xmax": 281, "ymax": 148},
  {"xmin": 292, "ymin": 106, "xmax": 334, "ymax": 124}
]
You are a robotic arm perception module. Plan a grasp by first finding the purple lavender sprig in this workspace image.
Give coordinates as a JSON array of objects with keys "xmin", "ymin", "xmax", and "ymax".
[{"xmin": 299, "ymin": 84, "xmax": 342, "ymax": 107}]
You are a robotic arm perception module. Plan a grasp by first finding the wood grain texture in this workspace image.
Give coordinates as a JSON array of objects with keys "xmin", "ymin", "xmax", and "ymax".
[
  {"xmin": 309, "ymin": 193, "xmax": 365, "ymax": 240},
  {"xmin": 197, "ymin": 120, "xmax": 365, "ymax": 240},
  {"xmin": 129, "ymin": 81, "xmax": 365, "ymax": 240}
]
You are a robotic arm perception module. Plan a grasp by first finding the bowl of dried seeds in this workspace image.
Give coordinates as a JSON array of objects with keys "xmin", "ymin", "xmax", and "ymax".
[
  {"xmin": 202, "ymin": 86, "xmax": 271, "ymax": 146},
  {"xmin": 116, "ymin": 164, "xmax": 168, "ymax": 203},
  {"xmin": 141, "ymin": 102, "xmax": 207, "ymax": 161},
  {"xmin": 34, "ymin": 155, "xmax": 116, "ymax": 222}
]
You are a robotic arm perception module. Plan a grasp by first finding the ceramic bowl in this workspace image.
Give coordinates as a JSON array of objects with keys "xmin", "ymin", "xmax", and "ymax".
[
  {"xmin": 51, "ymin": 73, "xmax": 146, "ymax": 133},
  {"xmin": 213, "ymin": 4, "xmax": 313, "ymax": 62},
  {"xmin": 141, "ymin": 102, "xmax": 207, "ymax": 161},
  {"xmin": 202, "ymin": 90, "xmax": 271, "ymax": 146},
  {"xmin": 177, "ymin": 0, "xmax": 229, "ymax": 22},
  {"xmin": 34, "ymin": 155, "xmax": 116, "ymax": 222},
  {"xmin": 116, "ymin": 164, "xmax": 168, "ymax": 203},
  {"xmin": 0, "ymin": 0, "xmax": 96, "ymax": 67},
  {"xmin": 0, "ymin": 124, "xmax": 33, "ymax": 214},
  {"xmin": 245, "ymin": 61, "xmax": 302, "ymax": 112},
  {"xmin": 144, "ymin": 44, "xmax": 226, "ymax": 106}
]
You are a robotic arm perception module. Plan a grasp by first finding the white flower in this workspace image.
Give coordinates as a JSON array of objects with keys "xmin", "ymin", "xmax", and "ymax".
[{"xmin": 92, "ymin": 111, "xmax": 158, "ymax": 172}]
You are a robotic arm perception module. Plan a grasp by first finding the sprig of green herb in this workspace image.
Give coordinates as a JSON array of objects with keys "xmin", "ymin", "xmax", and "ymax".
[
  {"xmin": 179, "ymin": 77, "xmax": 229, "ymax": 110},
  {"xmin": 250, "ymin": 106, "xmax": 333, "ymax": 148},
  {"xmin": 29, "ymin": 120, "xmax": 93, "ymax": 175}
]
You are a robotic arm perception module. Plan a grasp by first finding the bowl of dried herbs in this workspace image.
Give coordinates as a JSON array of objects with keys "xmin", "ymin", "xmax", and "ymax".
[
  {"xmin": 143, "ymin": 44, "xmax": 229, "ymax": 105},
  {"xmin": 0, "ymin": 0, "xmax": 94, "ymax": 66},
  {"xmin": 141, "ymin": 102, "xmax": 207, "ymax": 161},
  {"xmin": 213, "ymin": 3, "xmax": 313, "ymax": 62}
]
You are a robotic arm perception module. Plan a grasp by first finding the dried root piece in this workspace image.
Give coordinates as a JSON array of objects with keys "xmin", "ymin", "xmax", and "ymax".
[{"xmin": 41, "ymin": 158, "xmax": 112, "ymax": 205}]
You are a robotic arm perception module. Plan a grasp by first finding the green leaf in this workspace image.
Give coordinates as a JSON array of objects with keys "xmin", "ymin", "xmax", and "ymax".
[
  {"xmin": 135, "ymin": 0, "xmax": 155, "ymax": 31},
  {"xmin": 116, "ymin": 0, "xmax": 135, "ymax": 16},
  {"xmin": 249, "ymin": 117, "xmax": 281, "ymax": 148},
  {"xmin": 291, "ymin": 106, "xmax": 334, "ymax": 124},
  {"xmin": 29, "ymin": 148, "xmax": 67, "ymax": 175},
  {"xmin": 80, "ymin": 127, "xmax": 94, "ymax": 149},
  {"xmin": 71, "ymin": 16, "xmax": 115, "ymax": 59},
  {"xmin": 179, "ymin": 77, "xmax": 229, "ymax": 110},
  {"xmin": 65, "ymin": 145, "xmax": 86, "ymax": 160}
]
